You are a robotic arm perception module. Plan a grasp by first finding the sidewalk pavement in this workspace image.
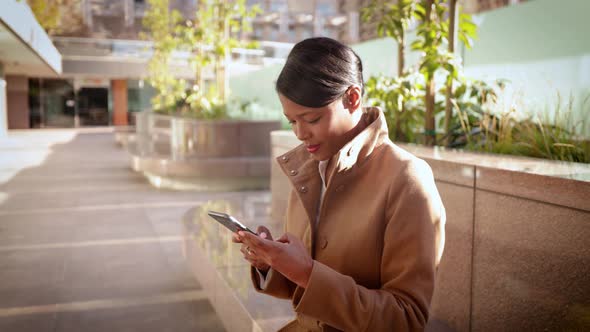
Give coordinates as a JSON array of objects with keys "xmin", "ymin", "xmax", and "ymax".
[{"xmin": 0, "ymin": 128, "xmax": 261, "ymax": 332}]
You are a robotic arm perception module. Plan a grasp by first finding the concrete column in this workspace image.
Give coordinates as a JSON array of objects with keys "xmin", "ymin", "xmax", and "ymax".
[
  {"xmin": 0, "ymin": 63, "xmax": 7, "ymax": 136},
  {"xmin": 347, "ymin": 11, "xmax": 360, "ymax": 44},
  {"xmin": 6, "ymin": 75, "xmax": 29, "ymax": 129},
  {"xmin": 278, "ymin": 10, "xmax": 289, "ymax": 42},
  {"xmin": 124, "ymin": 0, "xmax": 135, "ymax": 27},
  {"xmin": 112, "ymin": 79, "xmax": 128, "ymax": 126}
]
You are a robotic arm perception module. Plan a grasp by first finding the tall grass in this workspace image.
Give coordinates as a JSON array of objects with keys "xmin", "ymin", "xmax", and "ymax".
[{"xmin": 462, "ymin": 92, "xmax": 590, "ymax": 163}]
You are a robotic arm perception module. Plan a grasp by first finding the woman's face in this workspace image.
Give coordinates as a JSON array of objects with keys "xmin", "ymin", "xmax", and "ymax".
[{"xmin": 279, "ymin": 93, "xmax": 359, "ymax": 161}]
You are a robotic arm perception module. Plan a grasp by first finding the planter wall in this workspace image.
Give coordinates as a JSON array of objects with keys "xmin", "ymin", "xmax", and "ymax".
[
  {"xmin": 128, "ymin": 112, "xmax": 281, "ymax": 191},
  {"xmin": 270, "ymin": 130, "xmax": 590, "ymax": 332},
  {"xmin": 181, "ymin": 194, "xmax": 294, "ymax": 332}
]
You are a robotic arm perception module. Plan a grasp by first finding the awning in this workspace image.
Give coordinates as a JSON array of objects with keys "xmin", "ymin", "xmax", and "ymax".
[{"xmin": 0, "ymin": 0, "xmax": 62, "ymax": 76}]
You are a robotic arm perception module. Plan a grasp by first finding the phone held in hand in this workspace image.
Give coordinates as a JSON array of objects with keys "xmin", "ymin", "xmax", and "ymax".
[{"xmin": 207, "ymin": 211, "xmax": 257, "ymax": 235}]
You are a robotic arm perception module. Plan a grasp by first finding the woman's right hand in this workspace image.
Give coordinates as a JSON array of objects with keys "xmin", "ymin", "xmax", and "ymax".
[{"xmin": 232, "ymin": 226, "xmax": 273, "ymax": 272}]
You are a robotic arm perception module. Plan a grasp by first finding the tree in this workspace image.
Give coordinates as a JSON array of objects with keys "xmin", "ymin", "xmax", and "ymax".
[
  {"xmin": 187, "ymin": 0, "xmax": 260, "ymax": 104},
  {"xmin": 363, "ymin": 0, "xmax": 477, "ymax": 146},
  {"xmin": 362, "ymin": 0, "xmax": 416, "ymax": 141},
  {"xmin": 443, "ymin": 0, "xmax": 457, "ymax": 145},
  {"xmin": 26, "ymin": 0, "xmax": 87, "ymax": 36},
  {"xmin": 143, "ymin": 0, "xmax": 260, "ymax": 117},
  {"xmin": 412, "ymin": 0, "xmax": 447, "ymax": 146},
  {"xmin": 444, "ymin": 0, "xmax": 477, "ymax": 144},
  {"xmin": 142, "ymin": 0, "xmax": 186, "ymax": 112},
  {"xmin": 362, "ymin": 0, "xmax": 415, "ymax": 78}
]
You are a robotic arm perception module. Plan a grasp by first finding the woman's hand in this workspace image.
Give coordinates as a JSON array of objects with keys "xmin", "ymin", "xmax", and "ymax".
[
  {"xmin": 232, "ymin": 226, "xmax": 273, "ymax": 272},
  {"xmin": 238, "ymin": 231, "xmax": 314, "ymax": 288}
]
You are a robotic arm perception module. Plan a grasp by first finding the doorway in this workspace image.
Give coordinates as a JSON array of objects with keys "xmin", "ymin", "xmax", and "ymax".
[{"xmin": 77, "ymin": 87, "xmax": 109, "ymax": 126}]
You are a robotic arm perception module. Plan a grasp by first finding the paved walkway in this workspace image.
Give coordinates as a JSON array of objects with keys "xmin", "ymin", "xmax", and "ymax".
[{"xmin": 0, "ymin": 128, "xmax": 261, "ymax": 332}]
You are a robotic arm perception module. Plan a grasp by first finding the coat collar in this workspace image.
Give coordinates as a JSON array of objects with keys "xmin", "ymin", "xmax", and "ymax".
[{"xmin": 276, "ymin": 107, "xmax": 389, "ymax": 228}]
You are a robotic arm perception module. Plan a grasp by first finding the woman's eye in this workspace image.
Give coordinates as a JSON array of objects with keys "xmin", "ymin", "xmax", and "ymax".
[{"xmin": 308, "ymin": 118, "xmax": 320, "ymax": 124}]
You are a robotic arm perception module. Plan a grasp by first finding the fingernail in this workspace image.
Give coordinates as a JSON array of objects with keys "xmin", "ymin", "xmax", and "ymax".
[
  {"xmin": 260, "ymin": 232, "xmax": 267, "ymax": 239},
  {"xmin": 238, "ymin": 231, "xmax": 244, "ymax": 237}
]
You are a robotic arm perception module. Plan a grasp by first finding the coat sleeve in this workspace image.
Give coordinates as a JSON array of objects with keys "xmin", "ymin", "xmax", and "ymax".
[
  {"xmin": 292, "ymin": 159, "xmax": 446, "ymax": 331},
  {"xmin": 250, "ymin": 189, "xmax": 299, "ymax": 299},
  {"xmin": 250, "ymin": 266, "xmax": 296, "ymax": 299}
]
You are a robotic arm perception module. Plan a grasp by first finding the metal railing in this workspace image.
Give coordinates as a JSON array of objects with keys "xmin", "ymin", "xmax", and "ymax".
[{"xmin": 51, "ymin": 37, "xmax": 293, "ymax": 66}]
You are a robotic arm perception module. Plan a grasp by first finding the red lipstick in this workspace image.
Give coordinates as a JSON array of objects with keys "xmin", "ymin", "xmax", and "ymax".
[{"xmin": 306, "ymin": 144, "xmax": 320, "ymax": 153}]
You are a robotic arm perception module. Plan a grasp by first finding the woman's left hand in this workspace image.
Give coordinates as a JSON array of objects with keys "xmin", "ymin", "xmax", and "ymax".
[{"xmin": 238, "ymin": 231, "xmax": 314, "ymax": 288}]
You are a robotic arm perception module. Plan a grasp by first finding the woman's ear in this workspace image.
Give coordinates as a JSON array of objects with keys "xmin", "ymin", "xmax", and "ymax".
[{"xmin": 344, "ymin": 85, "xmax": 362, "ymax": 113}]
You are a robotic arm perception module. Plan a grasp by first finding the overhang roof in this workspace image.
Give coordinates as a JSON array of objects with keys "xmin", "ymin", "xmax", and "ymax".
[{"xmin": 0, "ymin": 0, "xmax": 62, "ymax": 76}]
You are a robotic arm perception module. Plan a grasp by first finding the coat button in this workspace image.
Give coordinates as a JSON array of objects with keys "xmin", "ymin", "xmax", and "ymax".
[
  {"xmin": 320, "ymin": 237, "xmax": 328, "ymax": 249},
  {"xmin": 289, "ymin": 169, "xmax": 298, "ymax": 176},
  {"xmin": 281, "ymin": 156, "xmax": 289, "ymax": 162},
  {"xmin": 299, "ymin": 186, "xmax": 308, "ymax": 193}
]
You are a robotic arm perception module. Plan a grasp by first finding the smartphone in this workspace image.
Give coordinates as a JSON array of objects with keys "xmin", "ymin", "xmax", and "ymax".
[{"xmin": 207, "ymin": 211, "xmax": 257, "ymax": 235}]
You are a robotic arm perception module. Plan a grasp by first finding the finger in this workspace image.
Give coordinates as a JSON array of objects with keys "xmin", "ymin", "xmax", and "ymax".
[
  {"xmin": 240, "ymin": 243, "xmax": 257, "ymax": 256},
  {"xmin": 276, "ymin": 233, "xmax": 290, "ymax": 244},
  {"xmin": 231, "ymin": 233, "xmax": 242, "ymax": 243},
  {"xmin": 257, "ymin": 226, "xmax": 273, "ymax": 241},
  {"xmin": 240, "ymin": 231, "xmax": 269, "ymax": 250}
]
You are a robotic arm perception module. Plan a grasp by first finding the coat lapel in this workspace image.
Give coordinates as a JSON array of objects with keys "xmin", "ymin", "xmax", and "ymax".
[{"xmin": 277, "ymin": 145, "xmax": 322, "ymax": 235}]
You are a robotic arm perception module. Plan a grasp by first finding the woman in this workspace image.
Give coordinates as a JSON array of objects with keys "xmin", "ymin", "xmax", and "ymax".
[{"xmin": 233, "ymin": 37, "xmax": 446, "ymax": 331}]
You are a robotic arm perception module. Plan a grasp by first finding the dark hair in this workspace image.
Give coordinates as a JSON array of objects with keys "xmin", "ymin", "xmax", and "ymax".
[{"xmin": 276, "ymin": 37, "xmax": 364, "ymax": 108}]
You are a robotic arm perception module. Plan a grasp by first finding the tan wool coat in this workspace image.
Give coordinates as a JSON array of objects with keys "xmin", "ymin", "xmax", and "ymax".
[{"xmin": 251, "ymin": 107, "xmax": 446, "ymax": 331}]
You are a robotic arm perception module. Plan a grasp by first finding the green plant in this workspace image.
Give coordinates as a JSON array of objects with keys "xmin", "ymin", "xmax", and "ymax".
[
  {"xmin": 440, "ymin": 78, "xmax": 503, "ymax": 148},
  {"xmin": 512, "ymin": 94, "xmax": 588, "ymax": 163},
  {"xmin": 180, "ymin": 0, "xmax": 260, "ymax": 105},
  {"xmin": 444, "ymin": 0, "xmax": 477, "ymax": 143},
  {"xmin": 365, "ymin": 72, "xmax": 425, "ymax": 142},
  {"xmin": 362, "ymin": 0, "xmax": 416, "ymax": 78},
  {"xmin": 362, "ymin": 0, "xmax": 477, "ymax": 146},
  {"xmin": 461, "ymin": 92, "xmax": 590, "ymax": 163},
  {"xmin": 362, "ymin": 1, "xmax": 588, "ymax": 163},
  {"xmin": 142, "ymin": 0, "xmax": 261, "ymax": 119},
  {"xmin": 142, "ymin": 0, "xmax": 186, "ymax": 112},
  {"xmin": 412, "ymin": 0, "xmax": 445, "ymax": 145},
  {"xmin": 24, "ymin": 0, "xmax": 86, "ymax": 36}
]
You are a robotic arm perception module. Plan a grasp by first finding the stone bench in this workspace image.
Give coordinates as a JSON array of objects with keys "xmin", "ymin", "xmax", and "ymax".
[{"xmin": 181, "ymin": 194, "xmax": 295, "ymax": 332}]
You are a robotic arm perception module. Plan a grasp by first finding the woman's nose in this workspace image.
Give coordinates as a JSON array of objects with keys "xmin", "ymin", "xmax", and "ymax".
[{"xmin": 294, "ymin": 123, "xmax": 310, "ymax": 141}]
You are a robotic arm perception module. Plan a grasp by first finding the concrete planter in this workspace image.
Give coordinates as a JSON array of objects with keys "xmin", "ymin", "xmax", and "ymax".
[
  {"xmin": 127, "ymin": 112, "xmax": 281, "ymax": 191},
  {"xmin": 270, "ymin": 130, "xmax": 590, "ymax": 332}
]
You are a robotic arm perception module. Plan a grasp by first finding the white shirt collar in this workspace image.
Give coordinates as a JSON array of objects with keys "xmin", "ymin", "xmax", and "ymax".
[{"xmin": 318, "ymin": 159, "xmax": 329, "ymax": 188}]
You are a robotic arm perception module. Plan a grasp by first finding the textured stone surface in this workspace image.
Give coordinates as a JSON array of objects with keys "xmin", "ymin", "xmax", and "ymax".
[
  {"xmin": 476, "ymin": 166, "xmax": 590, "ymax": 212},
  {"xmin": 424, "ymin": 158, "xmax": 475, "ymax": 187},
  {"xmin": 473, "ymin": 190, "xmax": 590, "ymax": 331},
  {"xmin": 428, "ymin": 182, "xmax": 474, "ymax": 332}
]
